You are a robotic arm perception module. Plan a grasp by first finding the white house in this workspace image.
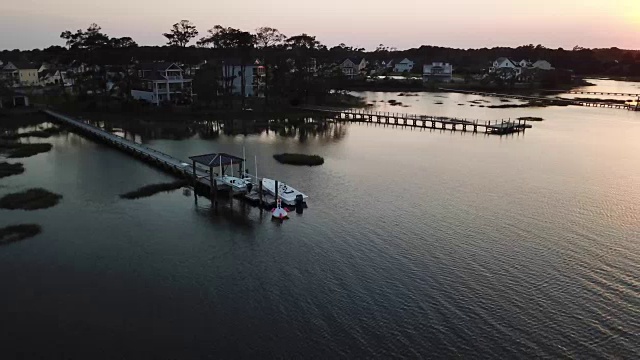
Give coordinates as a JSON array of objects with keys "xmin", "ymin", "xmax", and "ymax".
[
  {"xmin": 219, "ymin": 58, "xmax": 266, "ymax": 97},
  {"xmin": 490, "ymin": 58, "xmax": 555, "ymax": 80},
  {"xmin": 38, "ymin": 69, "xmax": 70, "ymax": 86},
  {"xmin": 532, "ymin": 60, "xmax": 554, "ymax": 71},
  {"xmin": 519, "ymin": 59, "xmax": 533, "ymax": 68},
  {"xmin": 131, "ymin": 62, "xmax": 192, "ymax": 105},
  {"xmin": 423, "ymin": 62, "xmax": 454, "ymax": 82},
  {"xmin": 490, "ymin": 58, "xmax": 520, "ymax": 73},
  {"xmin": 393, "ymin": 58, "xmax": 415, "ymax": 73},
  {"xmin": 1, "ymin": 61, "xmax": 40, "ymax": 86},
  {"xmin": 339, "ymin": 57, "xmax": 367, "ymax": 78}
]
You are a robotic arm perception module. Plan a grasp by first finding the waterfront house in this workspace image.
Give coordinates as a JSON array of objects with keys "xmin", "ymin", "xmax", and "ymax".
[
  {"xmin": 490, "ymin": 58, "xmax": 555, "ymax": 80},
  {"xmin": 219, "ymin": 58, "xmax": 266, "ymax": 97},
  {"xmin": 423, "ymin": 62, "xmax": 454, "ymax": 82},
  {"xmin": 532, "ymin": 60, "xmax": 554, "ymax": 71},
  {"xmin": 490, "ymin": 58, "xmax": 519, "ymax": 73},
  {"xmin": 339, "ymin": 57, "xmax": 367, "ymax": 78},
  {"xmin": 519, "ymin": 59, "xmax": 533, "ymax": 68},
  {"xmin": 393, "ymin": 58, "xmax": 415, "ymax": 73},
  {"xmin": 131, "ymin": 62, "xmax": 192, "ymax": 105},
  {"xmin": 38, "ymin": 69, "xmax": 69, "ymax": 86},
  {"xmin": 1, "ymin": 61, "xmax": 40, "ymax": 86}
]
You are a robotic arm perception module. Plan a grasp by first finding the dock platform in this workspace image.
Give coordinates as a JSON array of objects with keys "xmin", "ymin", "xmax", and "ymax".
[{"xmin": 300, "ymin": 106, "xmax": 529, "ymax": 135}]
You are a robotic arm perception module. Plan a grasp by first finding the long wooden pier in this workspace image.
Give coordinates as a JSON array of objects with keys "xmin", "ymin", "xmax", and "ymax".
[
  {"xmin": 440, "ymin": 88, "xmax": 639, "ymax": 111},
  {"xmin": 43, "ymin": 109, "xmax": 229, "ymax": 192},
  {"xmin": 301, "ymin": 106, "xmax": 530, "ymax": 135},
  {"xmin": 542, "ymin": 90, "xmax": 640, "ymax": 97}
]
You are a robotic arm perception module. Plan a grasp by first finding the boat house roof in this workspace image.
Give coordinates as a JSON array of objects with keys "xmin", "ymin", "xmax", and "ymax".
[{"xmin": 189, "ymin": 153, "xmax": 244, "ymax": 167}]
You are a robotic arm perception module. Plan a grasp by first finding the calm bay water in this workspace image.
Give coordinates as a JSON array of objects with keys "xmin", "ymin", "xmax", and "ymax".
[{"xmin": 0, "ymin": 80, "xmax": 639, "ymax": 358}]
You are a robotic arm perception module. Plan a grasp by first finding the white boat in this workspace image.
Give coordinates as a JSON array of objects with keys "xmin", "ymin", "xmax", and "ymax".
[
  {"xmin": 261, "ymin": 178, "xmax": 308, "ymax": 206},
  {"xmin": 214, "ymin": 156, "xmax": 250, "ymax": 193},
  {"xmin": 216, "ymin": 175, "xmax": 250, "ymax": 192}
]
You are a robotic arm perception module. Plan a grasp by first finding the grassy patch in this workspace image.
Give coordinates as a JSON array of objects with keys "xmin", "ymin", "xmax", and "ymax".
[
  {"xmin": 0, "ymin": 142, "xmax": 53, "ymax": 158},
  {"xmin": 0, "ymin": 224, "xmax": 42, "ymax": 246},
  {"xmin": 517, "ymin": 117, "xmax": 544, "ymax": 121},
  {"xmin": 0, "ymin": 162, "xmax": 25, "ymax": 179},
  {"xmin": 0, "ymin": 188, "xmax": 62, "ymax": 210},
  {"xmin": 273, "ymin": 153, "xmax": 325, "ymax": 166},
  {"xmin": 0, "ymin": 127, "xmax": 62, "ymax": 140},
  {"xmin": 120, "ymin": 180, "xmax": 189, "ymax": 200}
]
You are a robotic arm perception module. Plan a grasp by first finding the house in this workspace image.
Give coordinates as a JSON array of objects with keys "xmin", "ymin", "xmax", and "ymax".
[
  {"xmin": 393, "ymin": 58, "xmax": 415, "ymax": 73},
  {"xmin": 532, "ymin": 60, "xmax": 554, "ymax": 71},
  {"xmin": 1, "ymin": 61, "xmax": 40, "ymax": 86},
  {"xmin": 131, "ymin": 62, "xmax": 192, "ymax": 105},
  {"xmin": 519, "ymin": 59, "xmax": 533, "ymax": 68},
  {"xmin": 423, "ymin": 62, "xmax": 454, "ymax": 82},
  {"xmin": 490, "ymin": 58, "xmax": 519, "ymax": 73},
  {"xmin": 285, "ymin": 57, "xmax": 318, "ymax": 75},
  {"xmin": 490, "ymin": 58, "xmax": 555, "ymax": 80},
  {"xmin": 38, "ymin": 69, "xmax": 68, "ymax": 86},
  {"xmin": 339, "ymin": 57, "xmax": 367, "ymax": 78},
  {"xmin": 219, "ymin": 58, "xmax": 266, "ymax": 97}
]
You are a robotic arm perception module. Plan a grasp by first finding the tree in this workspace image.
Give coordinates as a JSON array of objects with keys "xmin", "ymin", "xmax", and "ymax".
[
  {"xmin": 192, "ymin": 63, "xmax": 221, "ymax": 107},
  {"xmin": 198, "ymin": 26, "xmax": 255, "ymax": 108},
  {"xmin": 285, "ymin": 34, "xmax": 324, "ymax": 51},
  {"xmin": 110, "ymin": 37, "xmax": 138, "ymax": 49},
  {"xmin": 254, "ymin": 27, "xmax": 286, "ymax": 49},
  {"xmin": 163, "ymin": 20, "xmax": 198, "ymax": 47},
  {"xmin": 60, "ymin": 23, "xmax": 110, "ymax": 51}
]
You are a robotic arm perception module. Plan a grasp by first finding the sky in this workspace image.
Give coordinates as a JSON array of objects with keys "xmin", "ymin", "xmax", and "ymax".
[{"xmin": 1, "ymin": 0, "xmax": 639, "ymax": 50}]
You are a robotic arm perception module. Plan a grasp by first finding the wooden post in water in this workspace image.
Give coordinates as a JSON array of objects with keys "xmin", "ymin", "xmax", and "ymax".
[
  {"xmin": 192, "ymin": 160, "xmax": 197, "ymax": 183},
  {"xmin": 259, "ymin": 178, "xmax": 263, "ymax": 207},
  {"xmin": 209, "ymin": 166, "xmax": 214, "ymax": 199},
  {"xmin": 274, "ymin": 180, "xmax": 279, "ymax": 208},
  {"xmin": 213, "ymin": 179, "xmax": 218, "ymax": 206}
]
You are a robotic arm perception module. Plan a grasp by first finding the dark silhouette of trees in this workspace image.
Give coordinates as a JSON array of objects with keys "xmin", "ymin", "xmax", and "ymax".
[
  {"xmin": 163, "ymin": 20, "xmax": 198, "ymax": 47},
  {"xmin": 254, "ymin": 27, "xmax": 286, "ymax": 49},
  {"xmin": 198, "ymin": 26, "xmax": 255, "ymax": 108}
]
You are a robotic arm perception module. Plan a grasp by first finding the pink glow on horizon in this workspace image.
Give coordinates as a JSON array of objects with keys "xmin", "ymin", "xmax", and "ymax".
[{"xmin": 2, "ymin": 0, "xmax": 639, "ymax": 50}]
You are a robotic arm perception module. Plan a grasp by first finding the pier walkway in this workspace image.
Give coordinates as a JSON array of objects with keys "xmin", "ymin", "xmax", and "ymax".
[
  {"xmin": 300, "ymin": 106, "xmax": 529, "ymax": 135},
  {"xmin": 43, "ymin": 109, "xmax": 228, "ymax": 191},
  {"xmin": 440, "ymin": 88, "xmax": 639, "ymax": 111}
]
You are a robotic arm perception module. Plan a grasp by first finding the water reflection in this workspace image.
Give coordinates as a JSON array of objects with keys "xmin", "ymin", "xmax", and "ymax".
[{"xmin": 99, "ymin": 115, "xmax": 350, "ymax": 144}]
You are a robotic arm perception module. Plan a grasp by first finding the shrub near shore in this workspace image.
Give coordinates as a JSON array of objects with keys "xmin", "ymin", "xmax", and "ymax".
[
  {"xmin": 0, "ymin": 188, "xmax": 62, "ymax": 210},
  {"xmin": 120, "ymin": 180, "xmax": 189, "ymax": 199},
  {"xmin": 273, "ymin": 153, "xmax": 325, "ymax": 166},
  {"xmin": 0, "ymin": 224, "xmax": 42, "ymax": 246},
  {"xmin": 0, "ymin": 162, "xmax": 25, "ymax": 179}
]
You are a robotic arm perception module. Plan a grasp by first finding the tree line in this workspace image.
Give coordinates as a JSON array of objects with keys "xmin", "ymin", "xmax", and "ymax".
[{"xmin": 2, "ymin": 20, "xmax": 640, "ymax": 109}]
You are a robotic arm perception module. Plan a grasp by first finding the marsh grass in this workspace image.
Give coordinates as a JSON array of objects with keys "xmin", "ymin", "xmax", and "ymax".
[
  {"xmin": 0, "ymin": 162, "xmax": 25, "ymax": 179},
  {"xmin": 0, "ymin": 142, "xmax": 53, "ymax": 158},
  {"xmin": 273, "ymin": 153, "xmax": 324, "ymax": 166},
  {"xmin": 0, "ymin": 224, "xmax": 42, "ymax": 246},
  {"xmin": 0, "ymin": 188, "xmax": 62, "ymax": 210},
  {"xmin": 1, "ymin": 127, "xmax": 62, "ymax": 140},
  {"xmin": 120, "ymin": 180, "xmax": 189, "ymax": 199}
]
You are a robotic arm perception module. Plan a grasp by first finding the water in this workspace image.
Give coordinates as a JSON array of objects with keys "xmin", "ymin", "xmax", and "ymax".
[{"xmin": 1, "ymin": 80, "xmax": 639, "ymax": 358}]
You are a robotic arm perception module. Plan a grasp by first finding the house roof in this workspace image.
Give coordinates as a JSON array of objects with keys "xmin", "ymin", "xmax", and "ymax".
[
  {"xmin": 207, "ymin": 58, "xmax": 261, "ymax": 66},
  {"xmin": 38, "ymin": 69, "xmax": 58, "ymax": 78},
  {"xmin": 341, "ymin": 57, "xmax": 363, "ymax": 64},
  {"xmin": 9, "ymin": 61, "xmax": 39, "ymax": 70},
  {"xmin": 188, "ymin": 153, "xmax": 245, "ymax": 167},
  {"xmin": 394, "ymin": 58, "xmax": 414, "ymax": 64},
  {"xmin": 139, "ymin": 62, "xmax": 182, "ymax": 71}
]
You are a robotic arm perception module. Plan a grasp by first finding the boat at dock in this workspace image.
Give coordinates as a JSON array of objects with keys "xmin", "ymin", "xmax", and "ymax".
[
  {"xmin": 216, "ymin": 175, "xmax": 250, "ymax": 193},
  {"xmin": 261, "ymin": 178, "xmax": 308, "ymax": 206}
]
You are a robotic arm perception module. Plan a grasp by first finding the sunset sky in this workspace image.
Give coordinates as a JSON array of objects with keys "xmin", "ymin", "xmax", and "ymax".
[{"xmin": 2, "ymin": 0, "xmax": 639, "ymax": 50}]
